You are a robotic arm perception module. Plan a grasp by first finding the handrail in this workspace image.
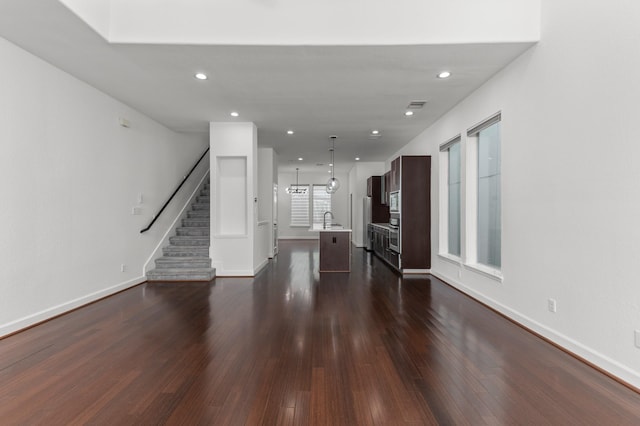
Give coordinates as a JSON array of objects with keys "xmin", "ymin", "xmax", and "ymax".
[{"xmin": 140, "ymin": 147, "xmax": 210, "ymax": 233}]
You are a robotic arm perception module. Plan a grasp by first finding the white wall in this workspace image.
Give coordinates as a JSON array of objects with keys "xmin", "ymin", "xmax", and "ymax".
[
  {"xmin": 348, "ymin": 162, "xmax": 386, "ymax": 247},
  {"xmin": 58, "ymin": 0, "xmax": 111, "ymax": 37},
  {"xmin": 66, "ymin": 0, "xmax": 539, "ymax": 45},
  {"xmin": 277, "ymin": 171, "xmax": 349, "ymax": 239},
  {"xmin": 209, "ymin": 122, "xmax": 262, "ymax": 276},
  {"xmin": 392, "ymin": 0, "xmax": 640, "ymax": 387},
  {"xmin": 0, "ymin": 36, "xmax": 208, "ymax": 336}
]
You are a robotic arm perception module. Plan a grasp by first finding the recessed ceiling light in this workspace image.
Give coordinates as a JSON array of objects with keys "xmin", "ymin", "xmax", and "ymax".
[
  {"xmin": 437, "ymin": 71, "xmax": 451, "ymax": 79},
  {"xmin": 405, "ymin": 111, "xmax": 414, "ymax": 116},
  {"xmin": 371, "ymin": 130, "xmax": 379, "ymax": 135},
  {"xmin": 194, "ymin": 73, "xmax": 208, "ymax": 80},
  {"xmin": 328, "ymin": 170, "xmax": 332, "ymax": 173},
  {"xmin": 355, "ymin": 157, "xmax": 360, "ymax": 161},
  {"xmin": 287, "ymin": 130, "xmax": 294, "ymax": 135},
  {"xmin": 298, "ymin": 157, "xmax": 303, "ymax": 161},
  {"xmin": 329, "ymin": 163, "xmax": 333, "ymax": 167},
  {"xmin": 230, "ymin": 111, "xmax": 239, "ymax": 117}
]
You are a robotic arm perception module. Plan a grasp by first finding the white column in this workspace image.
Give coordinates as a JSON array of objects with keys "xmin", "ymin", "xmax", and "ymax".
[{"xmin": 209, "ymin": 122, "xmax": 258, "ymax": 276}]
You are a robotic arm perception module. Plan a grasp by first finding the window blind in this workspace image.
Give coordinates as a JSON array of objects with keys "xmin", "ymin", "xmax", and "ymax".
[
  {"xmin": 312, "ymin": 185, "xmax": 332, "ymax": 224},
  {"xmin": 290, "ymin": 185, "xmax": 310, "ymax": 226}
]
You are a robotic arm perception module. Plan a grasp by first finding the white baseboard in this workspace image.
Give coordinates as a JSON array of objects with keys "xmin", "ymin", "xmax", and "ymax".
[
  {"xmin": 215, "ymin": 269, "xmax": 256, "ymax": 277},
  {"xmin": 403, "ymin": 268, "xmax": 431, "ymax": 274},
  {"xmin": 431, "ymin": 270, "xmax": 640, "ymax": 390},
  {"xmin": 254, "ymin": 258, "xmax": 269, "ymax": 274},
  {"xmin": 0, "ymin": 276, "xmax": 146, "ymax": 338}
]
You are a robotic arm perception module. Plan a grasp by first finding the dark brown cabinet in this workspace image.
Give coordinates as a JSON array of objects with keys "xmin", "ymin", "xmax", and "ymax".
[
  {"xmin": 369, "ymin": 224, "xmax": 400, "ymax": 271},
  {"xmin": 368, "ymin": 156, "xmax": 430, "ymax": 273},
  {"xmin": 319, "ymin": 231, "xmax": 351, "ymax": 272},
  {"xmin": 396, "ymin": 155, "xmax": 431, "ymax": 271},
  {"xmin": 366, "ymin": 176, "xmax": 390, "ymax": 223}
]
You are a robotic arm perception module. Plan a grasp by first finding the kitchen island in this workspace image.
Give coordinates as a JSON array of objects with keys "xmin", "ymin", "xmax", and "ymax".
[{"xmin": 310, "ymin": 224, "xmax": 352, "ymax": 272}]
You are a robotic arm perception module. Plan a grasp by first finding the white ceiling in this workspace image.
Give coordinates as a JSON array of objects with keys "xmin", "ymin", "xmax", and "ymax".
[{"xmin": 0, "ymin": 0, "xmax": 535, "ymax": 172}]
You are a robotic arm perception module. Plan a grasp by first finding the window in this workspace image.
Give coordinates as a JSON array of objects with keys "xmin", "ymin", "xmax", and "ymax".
[
  {"xmin": 439, "ymin": 136, "xmax": 461, "ymax": 258},
  {"xmin": 288, "ymin": 183, "xmax": 332, "ymax": 227},
  {"xmin": 312, "ymin": 185, "xmax": 332, "ymax": 224},
  {"xmin": 467, "ymin": 113, "xmax": 501, "ymax": 270},
  {"xmin": 477, "ymin": 122, "xmax": 501, "ymax": 267},
  {"xmin": 289, "ymin": 184, "xmax": 310, "ymax": 227}
]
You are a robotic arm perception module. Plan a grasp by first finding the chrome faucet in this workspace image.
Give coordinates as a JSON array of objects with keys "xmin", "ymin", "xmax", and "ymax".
[{"xmin": 323, "ymin": 211, "xmax": 334, "ymax": 229}]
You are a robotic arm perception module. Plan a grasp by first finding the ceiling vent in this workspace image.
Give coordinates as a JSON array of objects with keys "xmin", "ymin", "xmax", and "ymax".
[{"xmin": 407, "ymin": 101, "xmax": 427, "ymax": 109}]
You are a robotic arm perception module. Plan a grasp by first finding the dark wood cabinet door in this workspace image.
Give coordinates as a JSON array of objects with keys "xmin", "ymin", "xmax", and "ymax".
[
  {"xmin": 368, "ymin": 175, "xmax": 389, "ymax": 223},
  {"xmin": 319, "ymin": 232, "xmax": 350, "ymax": 272}
]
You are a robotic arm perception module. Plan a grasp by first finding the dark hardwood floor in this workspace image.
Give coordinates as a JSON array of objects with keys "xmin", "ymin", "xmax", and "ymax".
[{"xmin": 1, "ymin": 240, "xmax": 639, "ymax": 425}]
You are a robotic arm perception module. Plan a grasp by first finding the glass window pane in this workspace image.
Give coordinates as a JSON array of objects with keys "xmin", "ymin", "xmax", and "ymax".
[
  {"xmin": 448, "ymin": 142, "xmax": 461, "ymax": 256},
  {"xmin": 312, "ymin": 185, "xmax": 332, "ymax": 224},
  {"xmin": 477, "ymin": 122, "xmax": 501, "ymax": 268}
]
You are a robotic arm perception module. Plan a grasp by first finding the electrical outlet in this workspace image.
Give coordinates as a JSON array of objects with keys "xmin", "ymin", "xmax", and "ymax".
[
  {"xmin": 635, "ymin": 330, "xmax": 640, "ymax": 348},
  {"xmin": 121, "ymin": 264, "xmax": 126, "ymax": 272},
  {"xmin": 548, "ymin": 298, "xmax": 557, "ymax": 313}
]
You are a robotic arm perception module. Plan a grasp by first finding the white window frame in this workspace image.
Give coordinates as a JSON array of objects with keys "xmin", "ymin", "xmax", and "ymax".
[
  {"xmin": 465, "ymin": 112, "xmax": 503, "ymax": 280},
  {"xmin": 438, "ymin": 135, "xmax": 462, "ymax": 263}
]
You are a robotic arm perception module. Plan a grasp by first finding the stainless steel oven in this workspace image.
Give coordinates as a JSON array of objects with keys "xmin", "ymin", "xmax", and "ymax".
[{"xmin": 388, "ymin": 225, "xmax": 400, "ymax": 253}]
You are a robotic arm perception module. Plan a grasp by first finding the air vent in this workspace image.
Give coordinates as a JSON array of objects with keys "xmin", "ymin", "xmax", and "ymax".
[
  {"xmin": 368, "ymin": 134, "xmax": 382, "ymax": 140},
  {"xmin": 316, "ymin": 163, "xmax": 325, "ymax": 166},
  {"xmin": 407, "ymin": 101, "xmax": 427, "ymax": 109}
]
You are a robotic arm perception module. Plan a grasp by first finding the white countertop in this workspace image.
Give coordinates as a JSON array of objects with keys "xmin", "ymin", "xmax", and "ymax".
[{"xmin": 309, "ymin": 223, "xmax": 352, "ymax": 232}]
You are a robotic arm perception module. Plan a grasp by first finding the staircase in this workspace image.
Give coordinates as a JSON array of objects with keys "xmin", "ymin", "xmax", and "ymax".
[{"xmin": 146, "ymin": 179, "xmax": 216, "ymax": 282}]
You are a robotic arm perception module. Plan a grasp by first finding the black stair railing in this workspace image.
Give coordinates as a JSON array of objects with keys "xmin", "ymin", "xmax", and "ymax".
[{"xmin": 140, "ymin": 147, "xmax": 210, "ymax": 234}]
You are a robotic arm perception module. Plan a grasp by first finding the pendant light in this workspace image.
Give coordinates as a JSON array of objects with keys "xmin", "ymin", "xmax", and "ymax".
[
  {"xmin": 326, "ymin": 135, "xmax": 340, "ymax": 193},
  {"xmin": 286, "ymin": 168, "xmax": 305, "ymax": 194}
]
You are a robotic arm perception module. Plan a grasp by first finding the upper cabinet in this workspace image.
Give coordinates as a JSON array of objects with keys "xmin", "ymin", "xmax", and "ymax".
[
  {"xmin": 390, "ymin": 157, "xmax": 401, "ymax": 192},
  {"xmin": 367, "ymin": 175, "xmax": 390, "ymax": 223}
]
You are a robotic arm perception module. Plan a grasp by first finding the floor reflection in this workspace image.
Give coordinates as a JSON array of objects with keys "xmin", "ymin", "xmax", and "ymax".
[{"xmin": 3, "ymin": 240, "xmax": 638, "ymax": 424}]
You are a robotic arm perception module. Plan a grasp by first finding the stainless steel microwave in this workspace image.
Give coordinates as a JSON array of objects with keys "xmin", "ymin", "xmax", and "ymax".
[{"xmin": 389, "ymin": 191, "xmax": 400, "ymax": 213}]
